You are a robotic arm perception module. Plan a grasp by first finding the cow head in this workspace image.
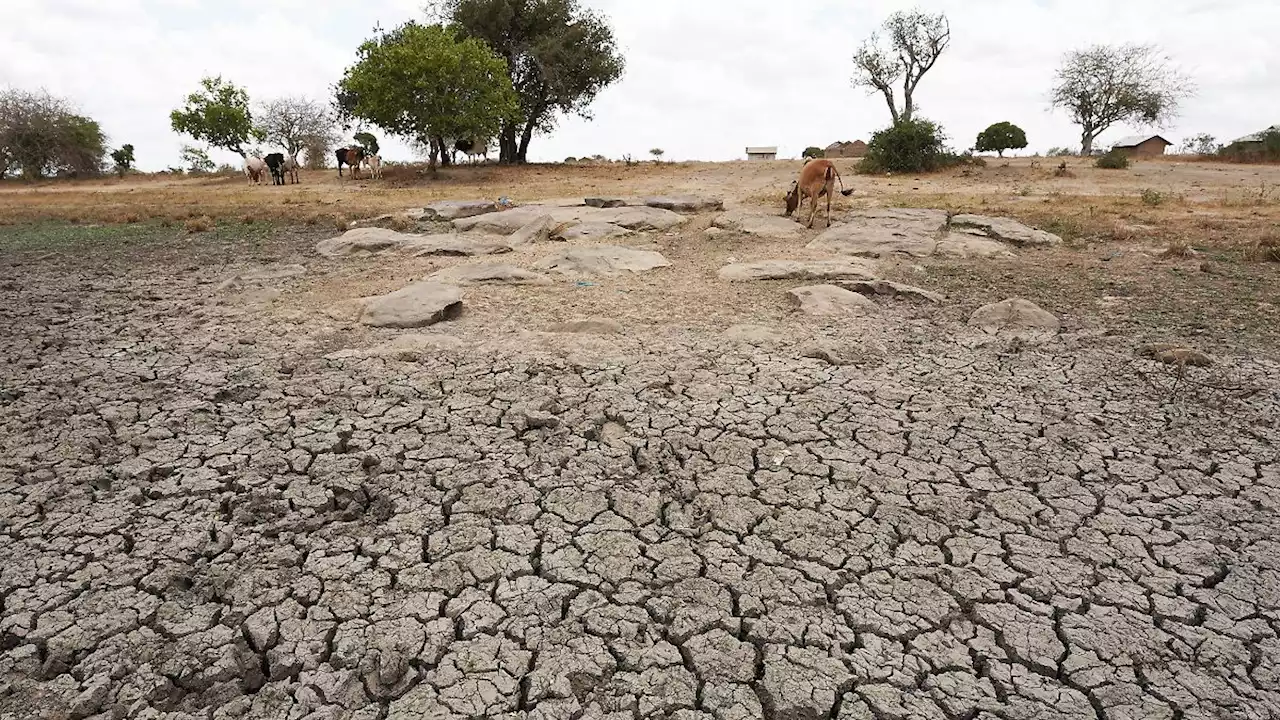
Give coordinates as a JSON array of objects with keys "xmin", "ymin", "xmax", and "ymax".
[{"xmin": 784, "ymin": 181, "xmax": 800, "ymax": 216}]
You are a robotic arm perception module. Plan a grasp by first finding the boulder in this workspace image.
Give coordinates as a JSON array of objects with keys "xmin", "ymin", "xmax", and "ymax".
[
  {"xmin": 360, "ymin": 282, "xmax": 463, "ymax": 328},
  {"xmin": 533, "ymin": 246, "xmax": 671, "ymax": 276},
  {"xmin": 788, "ymin": 285, "xmax": 879, "ymax": 316},
  {"xmin": 507, "ymin": 215, "xmax": 557, "ymax": 247},
  {"xmin": 806, "ymin": 209, "xmax": 947, "ymax": 258},
  {"xmin": 713, "ymin": 210, "xmax": 803, "ymax": 240},
  {"xmin": 554, "ymin": 222, "xmax": 633, "ymax": 242},
  {"xmin": 643, "ymin": 196, "xmax": 724, "ymax": 213},
  {"xmin": 968, "ymin": 298, "xmax": 1060, "ymax": 334},
  {"xmin": 316, "ymin": 228, "xmax": 411, "ymax": 258},
  {"xmin": 547, "ymin": 318, "xmax": 623, "ymax": 334},
  {"xmin": 835, "ymin": 279, "xmax": 944, "ymax": 304},
  {"xmin": 420, "ymin": 200, "xmax": 499, "ymax": 221},
  {"xmin": 427, "ymin": 264, "xmax": 550, "ymax": 286},
  {"xmin": 718, "ymin": 259, "xmax": 878, "ymax": 282},
  {"xmin": 401, "ymin": 234, "xmax": 513, "ymax": 257},
  {"xmin": 951, "ymin": 214, "xmax": 1062, "ymax": 247},
  {"xmin": 585, "ymin": 198, "xmax": 628, "ymax": 208}
]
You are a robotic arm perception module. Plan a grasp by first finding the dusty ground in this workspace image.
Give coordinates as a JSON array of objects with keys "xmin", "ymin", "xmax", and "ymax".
[{"xmin": 1, "ymin": 159, "xmax": 1279, "ymax": 719}]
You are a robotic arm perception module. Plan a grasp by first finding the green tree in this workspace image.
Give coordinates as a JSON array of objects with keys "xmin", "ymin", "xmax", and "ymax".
[
  {"xmin": 802, "ymin": 146, "xmax": 824, "ymax": 159},
  {"xmin": 353, "ymin": 131, "xmax": 380, "ymax": 155},
  {"xmin": 1050, "ymin": 44, "xmax": 1193, "ymax": 156},
  {"xmin": 337, "ymin": 22, "xmax": 518, "ymax": 171},
  {"xmin": 975, "ymin": 122, "xmax": 1028, "ymax": 157},
  {"xmin": 852, "ymin": 10, "xmax": 950, "ymax": 124},
  {"xmin": 179, "ymin": 144, "xmax": 215, "ymax": 174},
  {"xmin": 170, "ymin": 76, "xmax": 264, "ymax": 156},
  {"xmin": 649, "ymin": 148, "xmax": 664, "ymax": 162},
  {"xmin": 0, "ymin": 88, "xmax": 107, "ymax": 179},
  {"xmin": 860, "ymin": 118, "xmax": 948, "ymax": 174},
  {"xmin": 445, "ymin": 0, "xmax": 625, "ymax": 164},
  {"xmin": 110, "ymin": 144, "xmax": 135, "ymax": 177}
]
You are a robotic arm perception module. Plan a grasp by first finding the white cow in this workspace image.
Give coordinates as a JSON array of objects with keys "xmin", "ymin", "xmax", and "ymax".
[
  {"xmin": 365, "ymin": 154, "xmax": 382, "ymax": 180},
  {"xmin": 283, "ymin": 155, "xmax": 300, "ymax": 184},
  {"xmin": 243, "ymin": 156, "xmax": 269, "ymax": 185}
]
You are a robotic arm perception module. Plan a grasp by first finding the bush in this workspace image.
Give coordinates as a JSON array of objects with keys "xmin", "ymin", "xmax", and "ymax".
[
  {"xmin": 1045, "ymin": 147, "xmax": 1074, "ymax": 157},
  {"xmin": 1095, "ymin": 150, "xmax": 1130, "ymax": 169},
  {"xmin": 802, "ymin": 146, "xmax": 824, "ymax": 159},
  {"xmin": 859, "ymin": 118, "xmax": 948, "ymax": 174},
  {"xmin": 1140, "ymin": 189, "xmax": 1164, "ymax": 206},
  {"xmin": 184, "ymin": 215, "xmax": 214, "ymax": 233}
]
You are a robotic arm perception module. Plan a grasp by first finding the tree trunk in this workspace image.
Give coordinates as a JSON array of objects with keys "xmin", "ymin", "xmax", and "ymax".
[
  {"xmin": 901, "ymin": 92, "xmax": 913, "ymax": 123},
  {"xmin": 499, "ymin": 123, "xmax": 518, "ymax": 164},
  {"xmin": 997, "ymin": 149, "xmax": 1004, "ymax": 158},
  {"xmin": 517, "ymin": 119, "xmax": 537, "ymax": 164},
  {"xmin": 1080, "ymin": 129, "xmax": 1096, "ymax": 156},
  {"xmin": 882, "ymin": 90, "xmax": 900, "ymax": 125},
  {"xmin": 428, "ymin": 137, "xmax": 440, "ymax": 172}
]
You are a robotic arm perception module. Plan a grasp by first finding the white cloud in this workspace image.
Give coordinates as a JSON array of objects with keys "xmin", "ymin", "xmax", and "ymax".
[{"xmin": 1, "ymin": 0, "xmax": 1276, "ymax": 170}]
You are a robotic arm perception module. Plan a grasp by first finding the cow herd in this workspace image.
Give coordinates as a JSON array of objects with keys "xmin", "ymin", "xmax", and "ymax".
[{"xmin": 241, "ymin": 146, "xmax": 382, "ymax": 186}]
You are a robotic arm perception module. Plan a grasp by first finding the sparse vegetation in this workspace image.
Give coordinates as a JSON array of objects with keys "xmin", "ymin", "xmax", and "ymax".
[
  {"xmin": 1247, "ymin": 233, "xmax": 1280, "ymax": 262},
  {"xmin": 184, "ymin": 215, "xmax": 214, "ymax": 233},
  {"xmin": 649, "ymin": 148, "xmax": 664, "ymax": 162},
  {"xmin": 179, "ymin": 145, "xmax": 216, "ymax": 174},
  {"xmin": 1180, "ymin": 133, "xmax": 1220, "ymax": 156},
  {"xmin": 852, "ymin": 9, "xmax": 950, "ymax": 123},
  {"xmin": 1141, "ymin": 188, "xmax": 1164, "ymax": 206}
]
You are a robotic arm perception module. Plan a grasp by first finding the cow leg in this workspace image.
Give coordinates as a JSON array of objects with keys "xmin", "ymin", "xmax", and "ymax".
[
  {"xmin": 806, "ymin": 192, "xmax": 819, "ymax": 229},
  {"xmin": 826, "ymin": 185, "xmax": 833, "ymax": 228}
]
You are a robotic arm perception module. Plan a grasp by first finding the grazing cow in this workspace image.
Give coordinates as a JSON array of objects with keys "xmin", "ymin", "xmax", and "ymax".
[
  {"xmin": 243, "ymin": 156, "xmax": 269, "ymax": 185},
  {"xmin": 365, "ymin": 154, "xmax": 382, "ymax": 180},
  {"xmin": 336, "ymin": 147, "xmax": 365, "ymax": 179},
  {"xmin": 283, "ymin": 155, "xmax": 300, "ymax": 184},
  {"xmin": 784, "ymin": 159, "xmax": 854, "ymax": 229},
  {"xmin": 454, "ymin": 138, "xmax": 488, "ymax": 164},
  {"xmin": 264, "ymin": 153, "xmax": 286, "ymax": 186}
]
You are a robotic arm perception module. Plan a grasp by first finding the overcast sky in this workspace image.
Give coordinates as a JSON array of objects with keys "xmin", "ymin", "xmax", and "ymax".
[{"xmin": 2, "ymin": 0, "xmax": 1276, "ymax": 170}]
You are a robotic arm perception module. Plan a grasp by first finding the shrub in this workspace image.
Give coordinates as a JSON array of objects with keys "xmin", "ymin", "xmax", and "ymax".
[
  {"xmin": 1045, "ymin": 147, "xmax": 1074, "ymax": 157},
  {"xmin": 184, "ymin": 215, "xmax": 213, "ymax": 233},
  {"xmin": 802, "ymin": 146, "xmax": 824, "ymax": 159},
  {"xmin": 564, "ymin": 156, "xmax": 578, "ymax": 163},
  {"xmin": 1095, "ymin": 150, "xmax": 1130, "ymax": 169},
  {"xmin": 859, "ymin": 118, "xmax": 948, "ymax": 174},
  {"xmin": 1246, "ymin": 233, "xmax": 1280, "ymax": 262},
  {"xmin": 1140, "ymin": 189, "xmax": 1164, "ymax": 206}
]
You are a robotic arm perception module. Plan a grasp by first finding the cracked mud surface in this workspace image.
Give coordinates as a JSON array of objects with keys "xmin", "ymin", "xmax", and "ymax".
[{"xmin": 2, "ymin": 251, "xmax": 1280, "ymax": 720}]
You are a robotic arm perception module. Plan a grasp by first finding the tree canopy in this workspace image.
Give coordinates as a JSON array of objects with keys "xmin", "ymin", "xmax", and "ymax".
[
  {"xmin": 975, "ymin": 122, "xmax": 1028, "ymax": 157},
  {"xmin": 170, "ymin": 76, "xmax": 263, "ymax": 156},
  {"xmin": 353, "ymin": 131, "xmax": 380, "ymax": 155},
  {"xmin": 852, "ymin": 10, "xmax": 950, "ymax": 124},
  {"xmin": 111, "ymin": 144, "xmax": 135, "ymax": 177},
  {"xmin": 1050, "ymin": 44, "xmax": 1193, "ymax": 156},
  {"xmin": 337, "ymin": 22, "xmax": 518, "ymax": 169},
  {"xmin": 444, "ymin": 0, "xmax": 625, "ymax": 164},
  {"xmin": 0, "ymin": 88, "xmax": 107, "ymax": 179},
  {"xmin": 256, "ymin": 96, "xmax": 337, "ymax": 160}
]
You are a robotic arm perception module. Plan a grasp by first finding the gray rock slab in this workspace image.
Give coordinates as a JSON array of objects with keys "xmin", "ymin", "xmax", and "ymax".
[
  {"xmin": 788, "ymin": 284, "xmax": 879, "ymax": 316},
  {"xmin": 969, "ymin": 298, "xmax": 1060, "ymax": 334},
  {"xmin": 427, "ymin": 264, "xmax": 550, "ymax": 286},
  {"xmin": 421, "ymin": 200, "xmax": 499, "ymax": 221},
  {"xmin": 359, "ymin": 282, "xmax": 463, "ymax": 328},
  {"xmin": 718, "ymin": 259, "xmax": 878, "ymax": 282},
  {"xmin": 834, "ymin": 279, "xmax": 944, "ymax": 304},
  {"xmin": 951, "ymin": 214, "xmax": 1062, "ymax": 247},
  {"xmin": 533, "ymin": 246, "xmax": 671, "ymax": 276},
  {"xmin": 713, "ymin": 210, "xmax": 803, "ymax": 239},
  {"xmin": 401, "ymin": 234, "xmax": 513, "ymax": 257},
  {"xmin": 554, "ymin": 222, "xmax": 634, "ymax": 242},
  {"xmin": 643, "ymin": 196, "xmax": 724, "ymax": 213}
]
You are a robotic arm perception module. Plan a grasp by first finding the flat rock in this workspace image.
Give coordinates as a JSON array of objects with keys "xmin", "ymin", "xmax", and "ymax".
[
  {"xmin": 585, "ymin": 197, "xmax": 628, "ymax": 208},
  {"xmin": 936, "ymin": 235, "xmax": 1017, "ymax": 259},
  {"xmin": 421, "ymin": 200, "xmax": 499, "ymax": 221},
  {"xmin": 718, "ymin": 259, "xmax": 878, "ymax": 282},
  {"xmin": 533, "ymin": 246, "xmax": 671, "ymax": 276},
  {"xmin": 360, "ymin": 282, "xmax": 463, "ymax": 328},
  {"xmin": 401, "ymin": 233, "xmax": 513, "ymax": 257},
  {"xmin": 969, "ymin": 298, "xmax": 1060, "ymax": 334},
  {"xmin": 554, "ymin": 222, "xmax": 633, "ymax": 242},
  {"xmin": 508, "ymin": 215, "xmax": 557, "ymax": 247},
  {"xmin": 788, "ymin": 284, "xmax": 879, "ymax": 316},
  {"xmin": 427, "ymin": 263, "xmax": 550, "ymax": 285},
  {"xmin": 455, "ymin": 205, "xmax": 685, "ymax": 234},
  {"xmin": 713, "ymin": 210, "xmax": 803, "ymax": 239},
  {"xmin": 807, "ymin": 208, "xmax": 947, "ymax": 257},
  {"xmin": 724, "ymin": 324, "xmax": 783, "ymax": 346},
  {"xmin": 547, "ymin": 318, "xmax": 623, "ymax": 334},
  {"xmin": 951, "ymin": 214, "xmax": 1062, "ymax": 247},
  {"xmin": 643, "ymin": 195, "xmax": 724, "ymax": 212},
  {"xmin": 316, "ymin": 228, "xmax": 410, "ymax": 258},
  {"xmin": 835, "ymin": 279, "xmax": 944, "ymax": 303}
]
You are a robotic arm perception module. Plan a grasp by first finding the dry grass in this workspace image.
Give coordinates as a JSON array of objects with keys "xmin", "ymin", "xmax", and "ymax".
[
  {"xmin": 183, "ymin": 215, "xmax": 213, "ymax": 234},
  {"xmin": 1247, "ymin": 233, "xmax": 1280, "ymax": 262}
]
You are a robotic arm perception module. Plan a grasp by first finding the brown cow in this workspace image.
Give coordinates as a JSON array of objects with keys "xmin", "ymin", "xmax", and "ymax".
[
  {"xmin": 336, "ymin": 147, "xmax": 365, "ymax": 179},
  {"xmin": 784, "ymin": 159, "xmax": 853, "ymax": 229}
]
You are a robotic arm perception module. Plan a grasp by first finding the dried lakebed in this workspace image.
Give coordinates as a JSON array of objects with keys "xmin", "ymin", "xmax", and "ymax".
[{"xmin": 1, "ymin": 217, "xmax": 1279, "ymax": 720}]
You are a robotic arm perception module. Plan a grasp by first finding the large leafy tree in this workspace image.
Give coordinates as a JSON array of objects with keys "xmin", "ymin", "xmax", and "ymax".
[
  {"xmin": 444, "ymin": 0, "xmax": 625, "ymax": 164},
  {"xmin": 337, "ymin": 22, "xmax": 519, "ymax": 170},
  {"xmin": 1050, "ymin": 44, "xmax": 1193, "ymax": 156},
  {"xmin": 975, "ymin": 122, "xmax": 1027, "ymax": 157},
  {"xmin": 0, "ymin": 88, "xmax": 107, "ymax": 179},
  {"xmin": 110, "ymin": 144, "xmax": 135, "ymax": 177},
  {"xmin": 852, "ymin": 9, "xmax": 950, "ymax": 124},
  {"xmin": 255, "ymin": 96, "xmax": 337, "ymax": 161},
  {"xmin": 170, "ymin": 76, "xmax": 264, "ymax": 156}
]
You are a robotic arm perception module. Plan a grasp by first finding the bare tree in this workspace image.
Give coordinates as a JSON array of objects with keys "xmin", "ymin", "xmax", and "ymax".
[
  {"xmin": 1050, "ymin": 44, "xmax": 1194, "ymax": 156},
  {"xmin": 256, "ymin": 96, "xmax": 338, "ymax": 161},
  {"xmin": 851, "ymin": 9, "xmax": 950, "ymax": 124}
]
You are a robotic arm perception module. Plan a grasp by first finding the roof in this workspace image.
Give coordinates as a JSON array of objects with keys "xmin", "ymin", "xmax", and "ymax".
[
  {"xmin": 1232, "ymin": 125, "xmax": 1280, "ymax": 144},
  {"xmin": 824, "ymin": 140, "xmax": 867, "ymax": 151},
  {"xmin": 1111, "ymin": 134, "xmax": 1172, "ymax": 148},
  {"xmin": 745, "ymin": 146, "xmax": 777, "ymax": 154}
]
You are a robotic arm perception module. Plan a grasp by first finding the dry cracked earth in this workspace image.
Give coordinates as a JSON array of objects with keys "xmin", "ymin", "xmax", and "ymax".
[{"xmin": 2, "ymin": 226, "xmax": 1280, "ymax": 720}]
